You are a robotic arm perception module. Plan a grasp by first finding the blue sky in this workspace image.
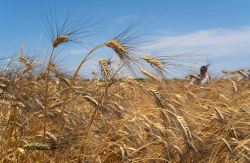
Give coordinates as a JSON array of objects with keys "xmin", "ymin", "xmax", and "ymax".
[{"xmin": 0, "ymin": 0, "xmax": 250, "ymax": 78}]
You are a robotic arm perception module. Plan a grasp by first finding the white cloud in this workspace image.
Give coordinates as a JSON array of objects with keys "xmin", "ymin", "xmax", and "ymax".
[{"xmin": 150, "ymin": 26, "xmax": 250, "ymax": 57}]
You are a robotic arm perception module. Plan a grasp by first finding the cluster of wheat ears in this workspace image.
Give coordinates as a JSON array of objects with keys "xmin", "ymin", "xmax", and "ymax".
[{"xmin": 1, "ymin": 3, "xmax": 250, "ymax": 163}]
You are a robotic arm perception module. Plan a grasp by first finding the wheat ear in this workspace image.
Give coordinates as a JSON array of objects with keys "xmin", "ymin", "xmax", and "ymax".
[
  {"xmin": 142, "ymin": 56, "xmax": 163, "ymax": 70},
  {"xmin": 140, "ymin": 69, "xmax": 157, "ymax": 79},
  {"xmin": 237, "ymin": 70, "xmax": 248, "ymax": 78},
  {"xmin": 227, "ymin": 78, "xmax": 237, "ymax": 92},
  {"xmin": 189, "ymin": 74, "xmax": 200, "ymax": 80},
  {"xmin": 18, "ymin": 56, "xmax": 30, "ymax": 65},
  {"xmin": 53, "ymin": 36, "xmax": 68, "ymax": 48},
  {"xmin": 99, "ymin": 59, "xmax": 109, "ymax": 78},
  {"xmin": 22, "ymin": 62, "xmax": 36, "ymax": 74}
]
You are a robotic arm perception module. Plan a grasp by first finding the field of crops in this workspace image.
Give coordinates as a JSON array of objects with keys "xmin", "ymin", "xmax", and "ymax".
[{"xmin": 0, "ymin": 50, "xmax": 250, "ymax": 162}]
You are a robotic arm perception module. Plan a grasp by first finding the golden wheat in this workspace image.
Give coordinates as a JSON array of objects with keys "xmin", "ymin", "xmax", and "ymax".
[
  {"xmin": 189, "ymin": 74, "xmax": 200, "ymax": 80},
  {"xmin": 142, "ymin": 56, "xmax": 163, "ymax": 70},
  {"xmin": 18, "ymin": 57, "xmax": 30, "ymax": 65},
  {"xmin": 22, "ymin": 62, "xmax": 36, "ymax": 74},
  {"xmin": 99, "ymin": 59, "xmax": 109, "ymax": 78},
  {"xmin": 237, "ymin": 70, "xmax": 248, "ymax": 78},
  {"xmin": 52, "ymin": 36, "xmax": 68, "ymax": 48},
  {"xmin": 140, "ymin": 69, "xmax": 157, "ymax": 79}
]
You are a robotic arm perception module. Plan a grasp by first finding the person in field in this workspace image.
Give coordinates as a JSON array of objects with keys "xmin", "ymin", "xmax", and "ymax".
[{"xmin": 185, "ymin": 65, "xmax": 211, "ymax": 88}]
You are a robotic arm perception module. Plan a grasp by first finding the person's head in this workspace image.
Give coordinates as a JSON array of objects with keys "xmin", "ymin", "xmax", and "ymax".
[{"xmin": 200, "ymin": 66, "xmax": 207, "ymax": 75}]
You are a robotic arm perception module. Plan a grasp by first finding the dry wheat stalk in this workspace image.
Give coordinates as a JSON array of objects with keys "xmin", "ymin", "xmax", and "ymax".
[
  {"xmin": 56, "ymin": 74, "xmax": 70, "ymax": 86},
  {"xmin": 0, "ymin": 94, "xmax": 16, "ymax": 100},
  {"xmin": 140, "ymin": 69, "xmax": 157, "ymax": 79},
  {"xmin": 142, "ymin": 56, "xmax": 163, "ymax": 70},
  {"xmin": 114, "ymin": 144, "xmax": 126, "ymax": 160},
  {"xmin": 105, "ymin": 40, "xmax": 126, "ymax": 58},
  {"xmin": 148, "ymin": 87, "xmax": 160, "ymax": 97},
  {"xmin": 18, "ymin": 57, "xmax": 30, "ymax": 65},
  {"xmin": 219, "ymin": 94, "xmax": 228, "ymax": 101},
  {"xmin": 189, "ymin": 74, "xmax": 200, "ymax": 80},
  {"xmin": 170, "ymin": 98, "xmax": 181, "ymax": 106},
  {"xmin": 0, "ymin": 77, "xmax": 10, "ymax": 83},
  {"xmin": 222, "ymin": 70, "xmax": 228, "ymax": 74},
  {"xmin": 99, "ymin": 59, "xmax": 109, "ymax": 78},
  {"xmin": 11, "ymin": 102, "xmax": 25, "ymax": 108},
  {"xmin": 212, "ymin": 106, "xmax": 224, "ymax": 122},
  {"xmin": 22, "ymin": 62, "xmax": 36, "ymax": 74},
  {"xmin": 113, "ymin": 94, "xmax": 123, "ymax": 100},
  {"xmin": 0, "ymin": 83, "xmax": 6, "ymax": 87},
  {"xmin": 220, "ymin": 138, "xmax": 233, "ymax": 156},
  {"xmin": 53, "ymin": 36, "xmax": 68, "ymax": 48},
  {"xmin": 173, "ymin": 146, "xmax": 183, "ymax": 162},
  {"xmin": 83, "ymin": 96, "xmax": 98, "ymax": 106},
  {"xmin": 188, "ymin": 92, "xmax": 197, "ymax": 99},
  {"xmin": 34, "ymin": 98, "xmax": 45, "ymax": 110},
  {"xmin": 19, "ymin": 45, "xmax": 23, "ymax": 57},
  {"xmin": 231, "ymin": 71, "xmax": 237, "ymax": 74},
  {"xmin": 123, "ymin": 79, "xmax": 143, "ymax": 87},
  {"xmin": 112, "ymin": 102, "xmax": 124, "ymax": 111},
  {"xmin": 95, "ymin": 82, "xmax": 106, "ymax": 86},
  {"xmin": 175, "ymin": 94, "xmax": 184, "ymax": 102},
  {"xmin": 237, "ymin": 70, "xmax": 248, "ymax": 78},
  {"xmin": 176, "ymin": 116, "xmax": 193, "ymax": 147},
  {"xmin": 200, "ymin": 87, "xmax": 212, "ymax": 90},
  {"xmin": 0, "ymin": 99, "xmax": 10, "ymax": 106},
  {"xmin": 227, "ymin": 78, "xmax": 237, "ymax": 92},
  {"xmin": 167, "ymin": 103, "xmax": 176, "ymax": 112},
  {"xmin": 45, "ymin": 131, "xmax": 57, "ymax": 142},
  {"xmin": 50, "ymin": 65, "xmax": 61, "ymax": 75}
]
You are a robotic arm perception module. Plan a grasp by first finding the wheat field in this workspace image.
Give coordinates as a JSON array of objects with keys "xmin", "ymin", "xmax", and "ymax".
[
  {"xmin": 1, "ymin": 2, "xmax": 250, "ymax": 163},
  {"xmin": 0, "ymin": 51, "xmax": 250, "ymax": 162}
]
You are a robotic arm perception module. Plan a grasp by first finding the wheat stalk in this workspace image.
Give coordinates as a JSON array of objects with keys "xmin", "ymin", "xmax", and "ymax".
[
  {"xmin": 83, "ymin": 96, "xmax": 98, "ymax": 106},
  {"xmin": 99, "ymin": 59, "xmax": 109, "ymax": 78},
  {"xmin": 0, "ymin": 77, "xmax": 10, "ymax": 83},
  {"xmin": 22, "ymin": 62, "xmax": 36, "ymax": 74},
  {"xmin": 11, "ymin": 102, "xmax": 25, "ymax": 108},
  {"xmin": 0, "ymin": 94, "xmax": 16, "ymax": 100},
  {"xmin": 227, "ymin": 78, "xmax": 237, "ymax": 92},
  {"xmin": 140, "ymin": 69, "xmax": 157, "ymax": 79},
  {"xmin": 45, "ymin": 131, "xmax": 57, "ymax": 142},
  {"xmin": 105, "ymin": 40, "xmax": 126, "ymax": 59},
  {"xmin": 53, "ymin": 36, "xmax": 68, "ymax": 48},
  {"xmin": 220, "ymin": 138, "xmax": 233, "ymax": 156},
  {"xmin": 237, "ymin": 70, "xmax": 248, "ymax": 78},
  {"xmin": 0, "ymin": 83, "xmax": 6, "ymax": 87},
  {"xmin": 219, "ymin": 94, "xmax": 228, "ymax": 101},
  {"xmin": 189, "ymin": 74, "xmax": 200, "ymax": 80},
  {"xmin": 188, "ymin": 92, "xmax": 197, "ymax": 99},
  {"xmin": 56, "ymin": 74, "xmax": 70, "ymax": 86},
  {"xmin": 19, "ymin": 45, "xmax": 23, "ymax": 57},
  {"xmin": 142, "ymin": 56, "xmax": 163, "ymax": 70},
  {"xmin": 18, "ymin": 57, "xmax": 30, "ymax": 65},
  {"xmin": 50, "ymin": 65, "xmax": 61, "ymax": 75},
  {"xmin": 173, "ymin": 146, "xmax": 183, "ymax": 162},
  {"xmin": 212, "ymin": 106, "xmax": 224, "ymax": 122}
]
